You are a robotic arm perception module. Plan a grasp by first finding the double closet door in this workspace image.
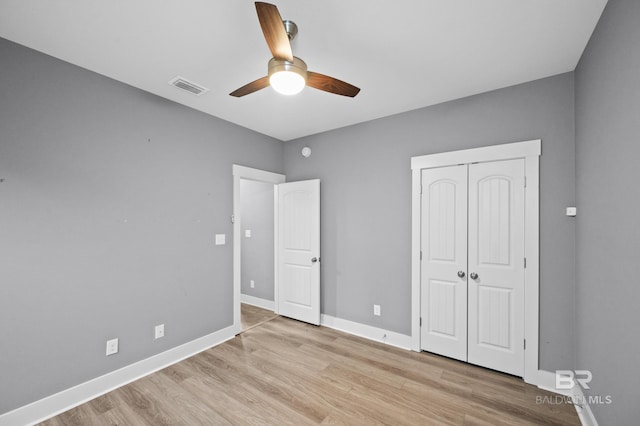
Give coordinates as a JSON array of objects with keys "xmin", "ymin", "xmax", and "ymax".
[{"xmin": 420, "ymin": 158, "xmax": 525, "ymax": 377}]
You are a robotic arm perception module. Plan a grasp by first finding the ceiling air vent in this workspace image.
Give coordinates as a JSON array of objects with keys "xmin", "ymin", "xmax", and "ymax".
[{"xmin": 169, "ymin": 76, "xmax": 209, "ymax": 96}]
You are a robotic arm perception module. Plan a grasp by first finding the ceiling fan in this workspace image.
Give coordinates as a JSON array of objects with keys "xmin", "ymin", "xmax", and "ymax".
[{"xmin": 230, "ymin": 2, "xmax": 360, "ymax": 98}]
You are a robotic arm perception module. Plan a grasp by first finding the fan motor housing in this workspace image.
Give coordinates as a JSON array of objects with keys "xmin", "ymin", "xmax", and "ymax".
[{"xmin": 268, "ymin": 56, "xmax": 308, "ymax": 79}]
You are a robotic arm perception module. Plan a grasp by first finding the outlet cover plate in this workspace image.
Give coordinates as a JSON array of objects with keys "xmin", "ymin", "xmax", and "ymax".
[
  {"xmin": 155, "ymin": 324, "xmax": 165, "ymax": 339},
  {"xmin": 106, "ymin": 338, "xmax": 119, "ymax": 356}
]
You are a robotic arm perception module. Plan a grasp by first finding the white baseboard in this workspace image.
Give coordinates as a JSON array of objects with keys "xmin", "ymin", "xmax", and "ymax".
[
  {"xmin": 240, "ymin": 294, "xmax": 275, "ymax": 311},
  {"xmin": 570, "ymin": 386, "xmax": 599, "ymax": 426},
  {"xmin": 320, "ymin": 314, "xmax": 412, "ymax": 350},
  {"xmin": 536, "ymin": 370, "xmax": 566, "ymax": 394},
  {"xmin": 0, "ymin": 325, "xmax": 236, "ymax": 426},
  {"xmin": 536, "ymin": 370, "xmax": 598, "ymax": 426}
]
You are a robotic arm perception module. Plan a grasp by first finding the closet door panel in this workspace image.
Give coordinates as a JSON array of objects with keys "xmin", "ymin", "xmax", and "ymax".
[
  {"xmin": 420, "ymin": 165, "xmax": 468, "ymax": 361},
  {"xmin": 467, "ymin": 159, "xmax": 525, "ymax": 376}
]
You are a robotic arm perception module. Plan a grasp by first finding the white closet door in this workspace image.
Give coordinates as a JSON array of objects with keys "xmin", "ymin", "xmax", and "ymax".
[
  {"xmin": 467, "ymin": 159, "xmax": 525, "ymax": 376},
  {"xmin": 420, "ymin": 165, "xmax": 468, "ymax": 361}
]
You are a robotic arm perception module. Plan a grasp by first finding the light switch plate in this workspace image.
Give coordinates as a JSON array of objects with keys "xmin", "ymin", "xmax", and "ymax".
[
  {"xmin": 245, "ymin": 229, "xmax": 252, "ymax": 238},
  {"xmin": 566, "ymin": 207, "xmax": 577, "ymax": 217},
  {"xmin": 215, "ymin": 234, "xmax": 226, "ymax": 245},
  {"xmin": 373, "ymin": 304, "xmax": 381, "ymax": 316}
]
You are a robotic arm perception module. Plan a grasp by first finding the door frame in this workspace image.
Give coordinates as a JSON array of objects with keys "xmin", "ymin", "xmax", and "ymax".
[
  {"xmin": 232, "ymin": 165, "xmax": 285, "ymax": 335},
  {"xmin": 410, "ymin": 139, "xmax": 541, "ymax": 384}
]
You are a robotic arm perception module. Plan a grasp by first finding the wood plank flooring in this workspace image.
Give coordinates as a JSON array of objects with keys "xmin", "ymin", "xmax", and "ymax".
[
  {"xmin": 39, "ymin": 310, "xmax": 580, "ymax": 425},
  {"xmin": 240, "ymin": 303, "xmax": 278, "ymax": 332}
]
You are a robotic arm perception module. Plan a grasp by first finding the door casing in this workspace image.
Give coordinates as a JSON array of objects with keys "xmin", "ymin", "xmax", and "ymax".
[{"xmin": 411, "ymin": 139, "xmax": 541, "ymax": 384}]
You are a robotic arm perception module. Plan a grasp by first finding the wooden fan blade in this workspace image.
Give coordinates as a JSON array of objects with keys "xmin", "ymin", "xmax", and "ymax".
[
  {"xmin": 255, "ymin": 2, "xmax": 293, "ymax": 62},
  {"xmin": 307, "ymin": 72, "xmax": 360, "ymax": 97},
  {"xmin": 229, "ymin": 76, "xmax": 270, "ymax": 97}
]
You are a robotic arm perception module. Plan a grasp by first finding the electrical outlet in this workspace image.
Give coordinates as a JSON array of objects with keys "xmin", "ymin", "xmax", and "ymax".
[
  {"xmin": 155, "ymin": 324, "xmax": 165, "ymax": 339},
  {"xmin": 250, "ymin": 280, "xmax": 255, "ymax": 288},
  {"xmin": 106, "ymin": 338, "xmax": 119, "ymax": 356},
  {"xmin": 374, "ymin": 304, "xmax": 381, "ymax": 316}
]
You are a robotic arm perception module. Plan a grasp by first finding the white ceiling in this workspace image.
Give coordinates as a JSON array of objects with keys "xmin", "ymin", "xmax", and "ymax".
[{"xmin": 0, "ymin": 0, "xmax": 607, "ymax": 141}]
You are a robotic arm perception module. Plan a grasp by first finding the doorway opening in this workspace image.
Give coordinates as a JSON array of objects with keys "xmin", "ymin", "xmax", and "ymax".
[{"xmin": 232, "ymin": 165, "xmax": 285, "ymax": 335}]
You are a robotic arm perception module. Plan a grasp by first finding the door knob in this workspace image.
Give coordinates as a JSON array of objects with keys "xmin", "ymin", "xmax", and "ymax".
[
  {"xmin": 457, "ymin": 271, "xmax": 465, "ymax": 278},
  {"xmin": 470, "ymin": 272, "xmax": 479, "ymax": 280},
  {"xmin": 311, "ymin": 257, "xmax": 318, "ymax": 263}
]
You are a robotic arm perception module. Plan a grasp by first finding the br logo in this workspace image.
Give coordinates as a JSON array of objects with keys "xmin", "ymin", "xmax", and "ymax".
[{"xmin": 555, "ymin": 370, "xmax": 592, "ymax": 390}]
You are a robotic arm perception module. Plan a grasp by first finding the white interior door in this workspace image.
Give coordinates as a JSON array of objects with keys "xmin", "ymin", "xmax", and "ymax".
[
  {"xmin": 420, "ymin": 165, "xmax": 468, "ymax": 361},
  {"xmin": 467, "ymin": 159, "xmax": 525, "ymax": 376},
  {"xmin": 420, "ymin": 159, "xmax": 525, "ymax": 376},
  {"xmin": 276, "ymin": 179, "xmax": 321, "ymax": 325}
]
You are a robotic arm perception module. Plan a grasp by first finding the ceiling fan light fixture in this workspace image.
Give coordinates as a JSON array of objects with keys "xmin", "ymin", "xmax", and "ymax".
[
  {"xmin": 268, "ymin": 57, "xmax": 307, "ymax": 95},
  {"xmin": 229, "ymin": 3, "xmax": 359, "ymax": 98},
  {"xmin": 270, "ymin": 71, "xmax": 305, "ymax": 95}
]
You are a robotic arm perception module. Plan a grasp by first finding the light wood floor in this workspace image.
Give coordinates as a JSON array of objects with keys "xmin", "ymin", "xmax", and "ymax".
[
  {"xmin": 39, "ymin": 309, "xmax": 580, "ymax": 425},
  {"xmin": 240, "ymin": 303, "xmax": 278, "ymax": 332}
]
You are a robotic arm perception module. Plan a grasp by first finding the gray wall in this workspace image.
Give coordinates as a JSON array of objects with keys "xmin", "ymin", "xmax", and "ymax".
[
  {"xmin": 575, "ymin": 0, "xmax": 640, "ymax": 423},
  {"xmin": 240, "ymin": 179, "xmax": 275, "ymax": 301},
  {"xmin": 0, "ymin": 38, "xmax": 283, "ymax": 414},
  {"xmin": 284, "ymin": 73, "xmax": 576, "ymax": 372}
]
